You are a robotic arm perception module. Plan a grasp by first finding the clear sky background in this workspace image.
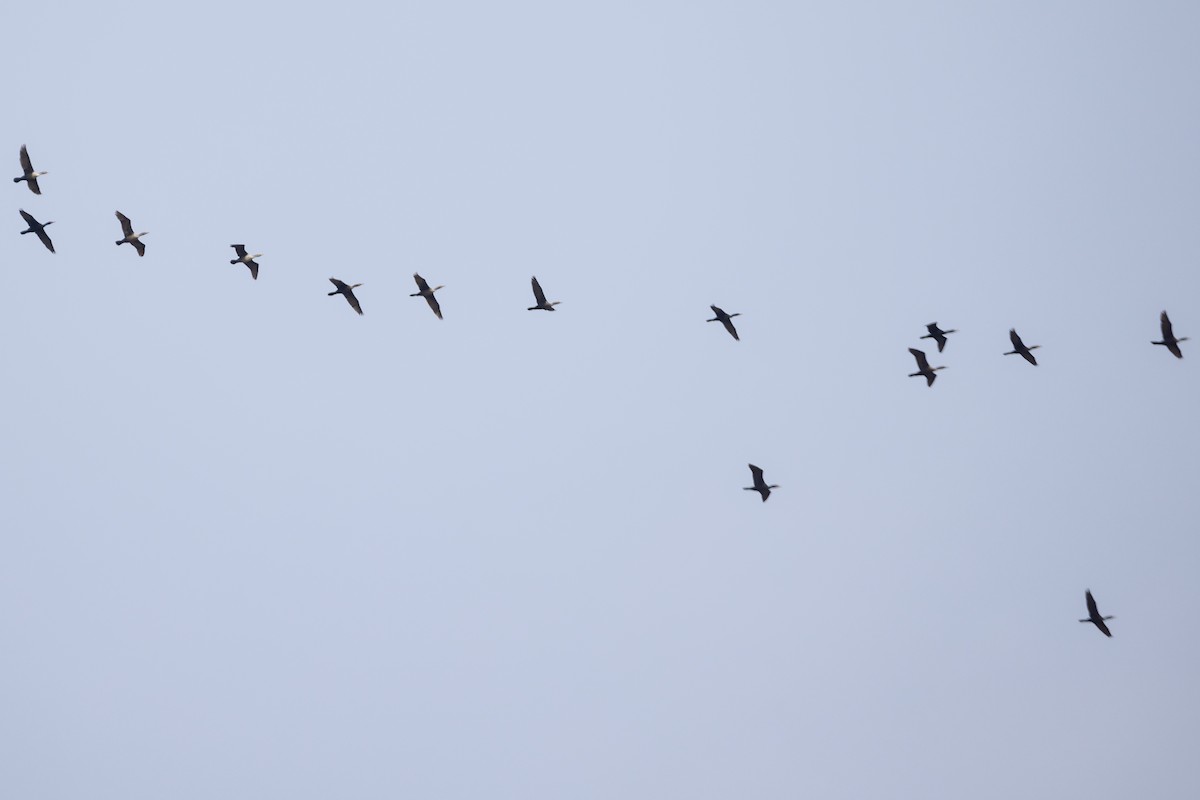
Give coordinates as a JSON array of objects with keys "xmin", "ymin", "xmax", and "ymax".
[{"xmin": 3, "ymin": 2, "xmax": 1199, "ymax": 798}]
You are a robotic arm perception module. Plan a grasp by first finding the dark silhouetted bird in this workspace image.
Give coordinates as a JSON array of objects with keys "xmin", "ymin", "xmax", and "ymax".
[
  {"xmin": 744, "ymin": 464, "xmax": 779, "ymax": 502},
  {"xmin": 230, "ymin": 245, "xmax": 262, "ymax": 280},
  {"xmin": 707, "ymin": 306, "xmax": 741, "ymax": 341},
  {"xmin": 920, "ymin": 322, "xmax": 956, "ymax": 352},
  {"xmin": 14, "ymin": 145, "xmax": 47, "ymax": 195},
  {"xmin": 328, "ymin": 278, "xmax": 364, "ymax": 315},
  {"xmin": 907, "ymin": 348, "xmax": 945, "ymax": 386},
  {"xmin": 114, "ymin": 211, "xmax": 147, "ymax": 256},
  {"xmin": 1152, "ymin": 311, "xmax": 1187, "ymax": 359},
  {"xmin": 1004, "ymin": 329, "xmax": 1040, "ymax": 365},
  {"xmin": 18, "ymin": 209, "xmax": 54, "ymax": 253},
  {"xmin": 1079, "ymin": 590, "xmax": 1114, "ymax": 638},
  {"xmin": 410, "ymin": 273, "xmax": 444, "ymax": 319},
  {"xmin": 527, "ymin": 276, "xmax": 560, "ymax": 311}
]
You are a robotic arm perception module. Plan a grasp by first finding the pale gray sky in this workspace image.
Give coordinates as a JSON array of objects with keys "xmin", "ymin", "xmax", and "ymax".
[{"xmin": 3, "ymin": 2, "xmax": 1199, "ymax": 798}]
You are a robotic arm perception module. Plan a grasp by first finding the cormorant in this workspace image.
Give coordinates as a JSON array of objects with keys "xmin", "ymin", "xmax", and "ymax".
[
  {"xmin": 920, "ymin": 322, "xmax": 956, "ymax": 352},
  {"xmin": 907, "ymin": 348, "xmax": 945, "ymax": 386},
  {"xmin": 1004, "ymin": 329, "xmax": 1041, "ymax": 365},
  {"xmin": 230, "ymin": 245, "xmax": 262, "ymax": 280},
  {"xmin": 18, "ymin": 209, "xmax": 54, "ymax": 253},
  {"xmin": 527, "ymin": 276, "xmax": 560, "ymax": 311},
  {"xmin": 744, "ymin": 464, "xmax": 779, "ymax": 502},
  {"xmin": 328, "ymin": 278, "xmax": 364, "ymax": 315},
  {"xmin": 114, "ymin": 211, "xmax": 147, "ymax": 256},
  {"xmin": 1079, "ymin": 590, "xmax": 1114, "ymax": 638},
  {"xmin": 14, "ymin": 145, "xmax": 47, "ymax": 194},
  {"xmin": 707, "ymin": 306, "xmax": 741, "ymax": 341},
  {"xmin": 1152, "ymin": 311, "xmax": 1188, "ymax": 359},
  {"xmin": 410, "ymin": 273, "xmax": 444, "ymax": 319}
]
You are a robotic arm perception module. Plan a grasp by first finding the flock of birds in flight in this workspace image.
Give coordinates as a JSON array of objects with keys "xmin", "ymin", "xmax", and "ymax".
[{"xmin": 13, "ymin": 143, "xmax": 1173, "ymax": 638}]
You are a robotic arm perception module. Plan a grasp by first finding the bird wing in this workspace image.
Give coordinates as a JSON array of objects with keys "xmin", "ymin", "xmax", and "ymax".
[
  {"xmin": 710, "ymin": 305, "xmax": 725, "ymax": 318},
  {"xmin": 425, "ymin": 293, "xmax": 442, "ymax": 319},
  {"xmin": 722, "ymin": 318, "xmax": 739, "ymax": 340},
  {"xmin": 329, "ymin": 278, "xmax": 348, "ymax": 291},
  {"xmin": 248, "ymin": 261, "xmax": 259, "ymax": 280},
  {"xmin": 19, "ymin": 209, "xmax": 37, "ymax": 227},
  {"xmin": 531, "ymin": 276, "xmax": 548, "ymax": 305},
  {"xmin": 1161, "ymin": 311, "xmax": 1174, "ymax": 340},
  {"xmin": 19, "ymin": 144, "xmax": 33, "ymax": 174},
  {"xmin": 115, "ymin": 211, "xmax": 134, "ymax": 237},
  {"xmin": 345, "ymin": 289, "xmax": 363, "ymax": 315},
  {"xmin": 908, "ymin": 347, "xmax": 930, "ymax": 371},
  {"xmin": 1085, "ymin": 590, "xmax": 1099, "ymax": 619},
  {"xmin": 37, "ymin": 228, "xmax": 55, "ymax": 253},
  {"xmin": 1094, "ymin": 618, "xmax": 1113, "ymax": 637},
  {"xmin": 132, "ymin": 238, "xmax": 146, "ymax": 257},
  {"xmin": 748, "ymin": 464, "xmax": 764, "ymax": 485},
  {"xmin": 26, "ymin": 175, "xmax": 41, "ymax": 195},
  {"xmin": 934, "ymin": 334, "xmax": 947, "ymax": 352},
  {"xmin": 413, "ymin": 273, "xmax": 430, "ymax": 292},
  {"xmin": 232, "ymin": 244, "xmax": 248, "ymax": 259},
  {"xmin": 1009, "ymin": 329, "xmax": 1024, "ymax": 350}
]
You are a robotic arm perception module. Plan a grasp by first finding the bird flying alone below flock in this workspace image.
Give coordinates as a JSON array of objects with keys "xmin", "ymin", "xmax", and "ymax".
[
  {"xmin": 410, "ymin": 273, "xmax": 444, "ymax": 319},
  {"xmin": 1079, "ymin": 589, "xmax": 1114, "ymax": 638},
  {"xmin": 744, "ymin": 464, "xmax": 779, "ymax": 502},
  {"xmin": 14, "ymin": 145, "xmax": 47, "ymax": 195},
  {"xmin": 230, "ymin": 245, "xmax": 262, "ymax": 280},
  {"xmin": 114, "ymin": 211, "xmax": 147, "ymax": 256},
  {"xmin": 707, "ymin": 306, "xmax": 741, "ymax": 341},
  {"xmin": 328, "ymin": 278, "xmax": 363, "ymax": 315},
  {"xmin": 907, "ymin": 348, "xmax": 945, "ymax": 387},
  {"xmin": 1004, "ymin": 328, "xmax": 1041, "ymax": 365},
  {"xmin": 1152, "ymin": 311, "xmax": 1188, "ymax": 359},
  {"xmin": 920, "ymin": 322, "xmax": 956, "ymax": 352},
  {"xmin": 527, "ymin": 276, "xmax": 560, "ymax": 311},
  {"xmin": 18, "ymin": 209, "xmax": 54, "ymax": 253}
]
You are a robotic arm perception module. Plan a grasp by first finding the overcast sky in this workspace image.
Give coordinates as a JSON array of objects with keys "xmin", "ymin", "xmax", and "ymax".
[{"xmin": 3, "ymin": 2, "xmax": 1199, "ymax": 798}]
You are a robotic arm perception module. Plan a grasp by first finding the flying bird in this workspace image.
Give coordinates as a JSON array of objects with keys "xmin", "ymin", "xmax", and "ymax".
[
  {"xmin": 920, "ymin": 322, "xmax": 956, "ymax": 352},
  {"xmin": 527, "ymin": 276, "xmax": 560, "ymax": 311},
  {"xmin": 707, "ymin": 306, "xmax": 741, "ymax": 341},
  {"xmin": 14, "ymin": 145, "xmax": 47, "ymax": 194},
  {"xmin": 229, "ymin": 245, "xmax": 262, "ymax": 280},
  {"xmin": 328, "ymin": 278, "xmax": 364, "ymax": 315},
  {"xmin": 410, "ymin": 273, "xmax": 444, "ymax": 319},
  {"xmin": 1152, "ymin": 311, "xmax": 1188, "ymax": 359},
  {"xmin": 743, "ymin": 464, "xmax": 779, "ymax": 502},
  {"xmin": 18, "ymin": 209, "xmax": 54, "ymax": 253},
  {"xmin": 1079, "ymin": 589, "xmax": 1114, "ymax": 638},
  {"xmin": 114, "ymin": 211, "xmax": 147, "ymax": 256},
  {"xmin": 1004, "ymin": 329, "xmax": 1041, "ymax": 365},
  {"xmin": 907, "ymin": 348, "xmax": 945, "ymax": 386}
]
